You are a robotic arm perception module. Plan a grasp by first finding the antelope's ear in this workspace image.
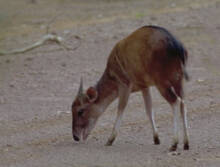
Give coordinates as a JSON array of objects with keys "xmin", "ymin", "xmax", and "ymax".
[{"xmin": 86, "ymin": 87, "xmax": 98, "ymax": 103}]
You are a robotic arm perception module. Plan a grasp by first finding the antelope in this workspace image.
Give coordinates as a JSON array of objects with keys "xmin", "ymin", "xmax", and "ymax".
[{"xmin": 71, "ymin": 25, "xmax": 189, "ymax": 151}]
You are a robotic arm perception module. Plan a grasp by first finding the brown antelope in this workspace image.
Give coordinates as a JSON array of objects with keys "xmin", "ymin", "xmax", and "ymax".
[{"xmin": 72, "ymin": 25, "xmax": 189, "ymax": 151}]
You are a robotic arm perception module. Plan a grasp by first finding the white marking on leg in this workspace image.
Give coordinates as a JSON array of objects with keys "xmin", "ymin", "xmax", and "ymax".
[
  {"xmin": 180, "ymin": 100, "xmax": 189, "ymax": 147},
  {"xmin": 171, "ymin": 97, "xmax": 181, "ymax": 146},
  {"xmin": 108, "ymin": 111, "xmax": 123, "ymax": 143},
  {"xmin": 142, "ymin": 88, "xmax": 158, "ymax": 138},
  {"xmin": 106, "ymin": 84, "xmax": 132, "ymax": 146}
]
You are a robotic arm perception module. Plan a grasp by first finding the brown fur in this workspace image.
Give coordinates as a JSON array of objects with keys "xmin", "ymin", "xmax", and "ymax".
[
  {"xmin": 106, "ymin": 26, "xmax": 186, "ymax": 103},
  {"xmin": 72, "ymin": 25, "xmax": 189, "ymax": 151}
]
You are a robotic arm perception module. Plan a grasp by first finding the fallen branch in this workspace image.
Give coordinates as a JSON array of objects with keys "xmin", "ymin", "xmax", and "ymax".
[{"xmin": 0, "ymin": 34, "xmax": 73, "ymax": 56}]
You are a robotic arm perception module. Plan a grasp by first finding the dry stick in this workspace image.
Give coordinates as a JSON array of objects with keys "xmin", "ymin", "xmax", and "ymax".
[
  {"xmin": 0, "ymin": 34, "xmax": 74, "ymax": 56},
  {"xmin": 0, "ymin": 13, "xmax": 80, "ymax": 56}
]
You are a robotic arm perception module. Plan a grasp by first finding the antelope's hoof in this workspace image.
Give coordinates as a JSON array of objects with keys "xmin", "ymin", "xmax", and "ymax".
[
  {"xmin": 154, "ymin": 136, "xmax": 160, "ymax": 145},
  {"xmin": 169, "ymin": 143, "xmax": 178, "ymax": 152},
  {"xmin": 105, "ymin": 139, "xmax": 114, "ymax": 146},
  {"xmin": 184, "ymin": 142, "xmax": 189, "ymax": 150}
]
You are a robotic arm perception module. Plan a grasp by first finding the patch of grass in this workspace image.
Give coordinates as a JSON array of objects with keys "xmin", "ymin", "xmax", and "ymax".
[{"xmin": 135, "ymin": 12, "xmax": 145, "ymax": 19}]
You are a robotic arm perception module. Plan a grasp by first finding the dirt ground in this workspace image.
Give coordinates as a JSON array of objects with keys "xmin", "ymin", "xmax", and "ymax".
[{"xmin": 0, "ymin": 0, "xmax": 220, "ymax": 166}]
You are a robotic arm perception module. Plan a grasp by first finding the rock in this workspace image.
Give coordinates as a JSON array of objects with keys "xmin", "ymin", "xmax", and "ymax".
[
  {"xmin": 63, "ymin": 30, "xmax": 71, "ymax": 35},
  {"xmin": 168, "ymin": 151, "xmax": 181, "ymax": 156},
  {"xmin": 56, "ymin": 110, "xmax": 71, "ymax": 116},
  {"xmin": 197, "ymin": 78, "xmax": 205, "ymax": 83}
]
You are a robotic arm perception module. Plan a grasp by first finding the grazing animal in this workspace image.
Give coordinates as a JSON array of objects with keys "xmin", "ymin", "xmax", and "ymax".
[{"xmin": 72, "ymin": 25, "xmax": 189, "ymax": 151}]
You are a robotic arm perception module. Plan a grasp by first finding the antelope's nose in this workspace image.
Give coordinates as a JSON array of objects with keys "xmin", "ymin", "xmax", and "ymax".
[{"xmin": 73, "ymin": 135, "xmax": 80, "ymax": 141}]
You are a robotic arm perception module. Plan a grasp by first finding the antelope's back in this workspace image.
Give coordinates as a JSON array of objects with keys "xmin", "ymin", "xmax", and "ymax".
[{"xmin": 107, "ymin": 26, "xmax": 187, "ymax": 90}]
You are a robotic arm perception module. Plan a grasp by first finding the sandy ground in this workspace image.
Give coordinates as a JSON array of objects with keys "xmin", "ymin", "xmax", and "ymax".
[{"xmin": 0, "ymin": 0, "xmax": 220, "ymax": 166}]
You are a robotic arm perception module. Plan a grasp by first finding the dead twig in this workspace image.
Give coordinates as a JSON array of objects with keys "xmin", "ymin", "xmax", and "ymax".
[
  {"xmin": 0, "ymin": 13, "xmax": 81, "ymax": 56},
  {"xmin": 0, "ymin": 34, "xmax": 75, "ymax": 56}
]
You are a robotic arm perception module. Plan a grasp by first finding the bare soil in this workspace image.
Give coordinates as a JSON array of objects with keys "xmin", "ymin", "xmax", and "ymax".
[{"xmin": 0, "ymin": 0, "xmax": 220, "ymax": 166}]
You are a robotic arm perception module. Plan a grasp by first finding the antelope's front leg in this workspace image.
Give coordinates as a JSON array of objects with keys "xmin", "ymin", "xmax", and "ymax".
[{"xmin": 105, "ymin": 84, "xmax": 132, "ymax": 146}]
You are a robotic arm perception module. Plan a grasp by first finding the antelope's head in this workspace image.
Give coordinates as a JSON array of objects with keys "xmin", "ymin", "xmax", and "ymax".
[{"xmin": 71, "ymin": 79, "xmax": 100, "ymax": 142}]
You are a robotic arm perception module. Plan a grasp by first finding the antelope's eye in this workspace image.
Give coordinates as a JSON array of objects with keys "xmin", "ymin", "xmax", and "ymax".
[{"xmin": 78, "ymin": 109, "xmax": 84, "ymax": 117}]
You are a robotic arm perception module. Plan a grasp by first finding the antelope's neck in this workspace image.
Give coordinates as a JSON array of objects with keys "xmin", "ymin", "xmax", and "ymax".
[{"xmin": 94, "ymin": 70, "xmax": 118, "ymax": 112}]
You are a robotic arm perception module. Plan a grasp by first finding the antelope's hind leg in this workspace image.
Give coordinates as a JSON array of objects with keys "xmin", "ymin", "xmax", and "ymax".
[
  {"xmin": 180, "ymin": 100, "xmax": 189, "ymax": 150},
  {"xmin": 157, "ymin": 85, "xmax": 181, "ymax": 151},
  {"xmin": 142, "ymin": 87, "xmax": 160, "ymax": 145}
]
